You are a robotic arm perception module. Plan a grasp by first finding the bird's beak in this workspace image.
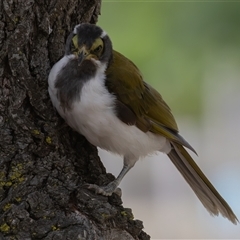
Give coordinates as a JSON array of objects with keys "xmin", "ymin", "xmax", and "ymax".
[
  {"xmin": 78, "ymin": 46, "xmax": 88, "ymax": 65},
  {"xmin": 77, "ymin": 46, "xmax": 97, "ymax": 65}
]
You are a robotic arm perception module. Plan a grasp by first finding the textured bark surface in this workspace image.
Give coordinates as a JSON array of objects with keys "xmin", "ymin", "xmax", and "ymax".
[{"xmin": 0, "ymin": 0, "xmax": 150, "ymax": 239}]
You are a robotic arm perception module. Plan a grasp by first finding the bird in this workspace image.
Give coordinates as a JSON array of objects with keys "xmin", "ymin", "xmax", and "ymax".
[{"xmin": 48, "ymin": 23, "xmax": 238, "ymax": 224}]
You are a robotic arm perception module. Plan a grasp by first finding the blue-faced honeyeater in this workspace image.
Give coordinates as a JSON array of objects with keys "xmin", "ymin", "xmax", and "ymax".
[{"xmin": 48, "ymin": 23, "xmax": 238, "ymax": 224}]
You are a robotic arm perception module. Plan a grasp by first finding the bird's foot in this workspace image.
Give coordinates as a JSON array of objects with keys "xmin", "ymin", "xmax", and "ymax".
[{"xmin": 85, "ymin": 181, "xmax": 122, "ymax": 197}]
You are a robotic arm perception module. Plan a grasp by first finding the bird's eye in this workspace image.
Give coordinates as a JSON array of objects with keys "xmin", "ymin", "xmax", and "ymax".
[{"xmin": 94, "ymin": 45, "xmax": 103, "ymax": 53}]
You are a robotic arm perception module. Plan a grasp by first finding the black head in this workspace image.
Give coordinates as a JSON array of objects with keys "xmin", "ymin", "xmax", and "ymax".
[{"xmin": 65, "ymin": 23, "xmax": 113, "ymax": 65}]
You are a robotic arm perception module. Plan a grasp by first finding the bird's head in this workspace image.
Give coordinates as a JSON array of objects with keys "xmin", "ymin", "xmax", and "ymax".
[{"xmin": 65, "ymin": 23, "xmax": 113, "ymax": 66}]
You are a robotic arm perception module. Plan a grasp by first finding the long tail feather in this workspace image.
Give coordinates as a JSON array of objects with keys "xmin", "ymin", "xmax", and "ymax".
[{"xmin": 168, "ymin": 142, "xmax": 238, "ymax": 224}]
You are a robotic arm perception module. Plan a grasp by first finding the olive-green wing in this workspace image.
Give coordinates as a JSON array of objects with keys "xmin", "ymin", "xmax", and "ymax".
[{"xmin": 105, "ymin": 50, "xmax": 195, "ymax": 152}]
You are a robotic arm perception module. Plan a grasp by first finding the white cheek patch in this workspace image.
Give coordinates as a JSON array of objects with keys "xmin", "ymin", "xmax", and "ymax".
[{"xmin": 73, "ymin": 24, "xmax": 81, "ymax": 34}]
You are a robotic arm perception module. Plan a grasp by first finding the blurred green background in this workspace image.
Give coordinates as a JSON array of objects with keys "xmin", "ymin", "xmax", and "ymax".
[
  {"xmin": 98, "ymin": 2, "xmax": 240, "ymax": 239},
  {"xmin": 99, "ymin": 2, "xmax": 240, "ymax": 118}
]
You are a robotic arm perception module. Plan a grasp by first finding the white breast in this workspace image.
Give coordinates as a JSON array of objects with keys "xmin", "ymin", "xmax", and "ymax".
[{"xmin": 48, "ymin": 57, "xmax": 171, "ymax": 160}]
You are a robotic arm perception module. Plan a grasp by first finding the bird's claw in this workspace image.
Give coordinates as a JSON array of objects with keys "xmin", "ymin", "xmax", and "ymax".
[{"xmin": 84, "ymin": 181, "xmax": 122, "ymax": 197}]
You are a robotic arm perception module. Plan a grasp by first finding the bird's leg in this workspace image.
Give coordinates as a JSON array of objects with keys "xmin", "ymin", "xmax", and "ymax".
[{"xmin": 86, "ymin": 157, "xmax": 137, "ymax": 196}]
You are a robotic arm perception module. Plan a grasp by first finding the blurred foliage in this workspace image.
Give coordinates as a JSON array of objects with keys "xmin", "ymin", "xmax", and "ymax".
[{"xmin": 99, "ymin": 2, "xmax": 240, "ymax": 118}]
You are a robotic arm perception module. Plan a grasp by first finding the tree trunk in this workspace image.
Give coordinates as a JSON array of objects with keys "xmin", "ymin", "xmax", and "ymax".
[{"xmin": 0, "ymin": 0, "xmax": 150, "ymax": 239}]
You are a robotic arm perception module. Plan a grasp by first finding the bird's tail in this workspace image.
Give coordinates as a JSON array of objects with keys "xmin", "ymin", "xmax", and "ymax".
[{"xmin": 168, "ymin": 142, "xmax": 238, "ymax": 224}]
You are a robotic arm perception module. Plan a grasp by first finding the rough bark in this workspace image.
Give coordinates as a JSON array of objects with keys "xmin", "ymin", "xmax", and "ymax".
[{"xmin": 0, "ymin": 0, "xmax": 150, "ymax": 239}]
